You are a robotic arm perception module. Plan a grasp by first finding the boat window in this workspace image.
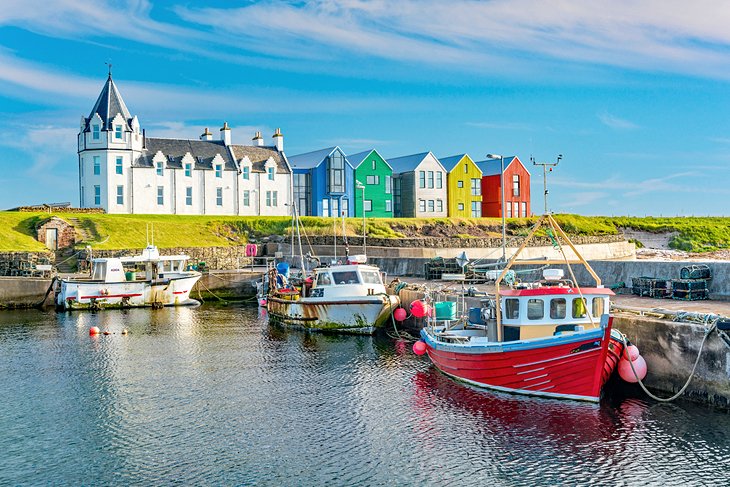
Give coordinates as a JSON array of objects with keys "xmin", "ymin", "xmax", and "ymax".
[
  {"xmin": 527, "ymin": 299, "xmax": 544, "ymax": 320},
  {"xmin": 332, "ymin": 271, "xmax": 360, "ymax": 285},
  {"xmin": 504, "ymin": 298, "xmax": 520, "ymax": 319},
  {"xmin": 360, "ymin": 270, "xmax": 381, "ymax": 284},
  {"xmin": 592, "ymin": 297, "xmax": 605, "ymax": 317},
  {"xmin": 317, "ymin": 273, "xmax": 332, "ymax": 286},
  {"xmin": 572, "ymin": 298, "xmax": 588, "ymax": 318},
  {"xmin": 550, "ymin": 298, "xmax": 566, "ymax": 319},
  {"xmin": 91, "ymin": 262, "xmax": 106, "ymax": 280}
]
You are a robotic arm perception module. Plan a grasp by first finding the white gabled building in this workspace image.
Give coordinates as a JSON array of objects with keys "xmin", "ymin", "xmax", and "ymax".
[{"xmin": 77, "ymin": 74, "xmax": 292, "ymax": 215}]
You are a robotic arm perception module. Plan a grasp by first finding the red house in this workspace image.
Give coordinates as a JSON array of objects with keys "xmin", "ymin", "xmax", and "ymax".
[{"xmin": 475, "ymin": 156, "xmax": 531, "ymax": 218}]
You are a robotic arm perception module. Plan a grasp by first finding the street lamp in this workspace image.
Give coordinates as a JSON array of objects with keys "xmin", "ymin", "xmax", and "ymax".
[
  {"xmin": 355, "ymin": 180, "xmax": 366, "ymax": 258},
  {"xmin": 487, "ymin": 153, "xmax": 506, "ymax": 262}
]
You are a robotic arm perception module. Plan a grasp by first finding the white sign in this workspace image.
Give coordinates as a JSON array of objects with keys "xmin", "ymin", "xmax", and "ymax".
[{"xmin": 36, "ymin": 265, "xmax": 52, "ymax": 271}]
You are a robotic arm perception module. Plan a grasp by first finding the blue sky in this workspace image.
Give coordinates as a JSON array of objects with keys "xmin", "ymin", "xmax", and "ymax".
[{"xmin": 0, "ymin": 0, "xmax": 729, "ymax": 215}]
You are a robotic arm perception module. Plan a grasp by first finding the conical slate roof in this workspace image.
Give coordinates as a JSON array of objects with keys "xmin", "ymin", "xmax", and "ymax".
[{"xmin": 84, "ymin": 74, "xmax": 132, "ymax": 131}]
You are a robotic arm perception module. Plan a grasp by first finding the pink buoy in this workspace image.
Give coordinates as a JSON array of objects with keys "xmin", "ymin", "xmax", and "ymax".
[
  {"xmin": 412, "ymin": 341, "xmax": 427, "ymax": 355},
  {"xmin": 89, "ymin": 326, "xmax": 100, "ymax": 336},
  {"xmin": 625, "ymin": 344, "xmax": 640, "ymax": 361},
  {"xmin": 394, "ymin": 308, "xmax": 407, "ymax": 321},
  {"xmin": 618, "ymin": 355, "xmax": 647, "ymax": 383},
  {"xmin": 410, "ymin": 300, "xmax": 426, "ymax": 318}
]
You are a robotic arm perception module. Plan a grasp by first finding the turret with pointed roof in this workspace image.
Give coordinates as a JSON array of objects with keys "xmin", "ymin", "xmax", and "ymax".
[{"xmin": 82, "ymin": 73, "xmax": 134, "ymax": 133}]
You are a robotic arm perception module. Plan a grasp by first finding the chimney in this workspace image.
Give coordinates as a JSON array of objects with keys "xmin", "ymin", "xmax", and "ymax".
[
  {"xmin": 252, "ymin": 131, "xmax": 264, "ymax": 147},
  {"xmin": 200, "ymin": 127, "xmax": 213, "ymax": 141},
  {"xmin": 272, "ymin": 127, "xmax": 283, "ymax": 151},
  {"xmin": 220, "ymin": 122, "xmax": 231, "ymax": 146}
]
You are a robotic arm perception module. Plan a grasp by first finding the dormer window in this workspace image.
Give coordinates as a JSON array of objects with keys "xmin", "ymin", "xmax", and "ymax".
[
  {"xmin": 215, "ymin": 164, "xmax": 223, "ymax": 178},
  {"xmin": 115, "ymin": 125, "xmax": 122, "ymax": 140},
  {"xmin": 156, "ymin": 161, "xmax": 164, "ymax": 176},
  {"xmin": 185, "ymin": 163, "xmax": 192, "ymax": 177},
  {"xmin": 92, "ymin": 125, "xmax": 100, "ymax": 140},
  {"xmin": 242, "ymin": 166, "xmax": 250, "ymax": 180},
  {"xmin": 267, "ymin": 166, "xmax": 275, "ymax": 181}
]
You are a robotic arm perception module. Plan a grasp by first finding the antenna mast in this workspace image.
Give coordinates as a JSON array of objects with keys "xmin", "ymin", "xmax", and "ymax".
[{"xmin": 531, "ymin": 154, "xmax": 561, "ymax": 214}]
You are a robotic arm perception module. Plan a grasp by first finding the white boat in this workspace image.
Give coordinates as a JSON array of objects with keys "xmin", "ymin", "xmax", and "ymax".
[
  {"xmin": 266, "ymin": 256, "xmax": 400, "ymax": 335},
  {"xmin": 55, "ymin": 245, "xmax": 201, "ymax": 310}
]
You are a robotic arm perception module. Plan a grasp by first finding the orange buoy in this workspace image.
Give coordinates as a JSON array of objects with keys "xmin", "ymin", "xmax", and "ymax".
[{"xmin": 89, "ymin": 326, "xmax": 100, "ymax": 336}]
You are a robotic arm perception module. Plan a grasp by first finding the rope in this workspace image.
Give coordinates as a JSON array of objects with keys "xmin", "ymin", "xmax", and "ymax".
[
  {"xmin": 619, "ymin": 322, "xmax": 718, "ymax": 403},
  {"xmin": 194, "ymin": 279, "xmax": 229, "ymax": 304}
]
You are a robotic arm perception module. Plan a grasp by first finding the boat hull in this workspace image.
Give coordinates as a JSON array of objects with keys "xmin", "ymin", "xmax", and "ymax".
[
  {"xmin": 421, "ymin": 321, "xmax": 623, "ymax": 402},
  {"xmin": 56, "ymin": 274, "xmax": 201, "ymax": 310},
  {"xmin": 267, "ymin": 294, "xmax": 400, "ymax": 335}
]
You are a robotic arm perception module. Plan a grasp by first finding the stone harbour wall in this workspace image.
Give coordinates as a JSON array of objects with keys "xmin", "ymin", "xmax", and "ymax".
[{"xmin": 81, "ymin": 246, "xmax": 262, "ymax": 271}]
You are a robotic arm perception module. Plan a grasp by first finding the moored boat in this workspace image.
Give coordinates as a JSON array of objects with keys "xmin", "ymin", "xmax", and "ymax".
[
  {"xmin": 267, "ymin": 256, "xmax": 400, "ymax": 335},
  {"xmin": 418, "ymin": 214, "xmax": 625, "ymax": 402},
  {"xmin": 55, "ymin": 245, "xmax": 201, "ymax": 310}
]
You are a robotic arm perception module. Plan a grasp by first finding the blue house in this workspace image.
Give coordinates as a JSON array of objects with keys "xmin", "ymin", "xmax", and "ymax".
[{"xmin": 288, "ymin": 146, "xmax": 355, "ymax": 217}]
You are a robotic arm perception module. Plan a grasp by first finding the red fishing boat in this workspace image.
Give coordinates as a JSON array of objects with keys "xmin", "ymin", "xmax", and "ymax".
[{"xmin": 418, "ymin": 213, "xmax": 625, "ymax": 402}]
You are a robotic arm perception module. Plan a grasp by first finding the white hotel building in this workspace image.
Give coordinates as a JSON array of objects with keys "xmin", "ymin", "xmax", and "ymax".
[{"xmin": 77, "ymin": 74, "xmax": 292, "ymax": 215}]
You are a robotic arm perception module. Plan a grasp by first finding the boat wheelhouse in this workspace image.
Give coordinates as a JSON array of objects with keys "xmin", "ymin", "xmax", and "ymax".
[
  {"xmin": 55, "ymin": 245, "xmax": 201, "ymax": 310},
  {"xmin": 267, "ymin": 257, "xmax": 400, "ymax": 335},
  {"xmin": 419, "ymin": 214, "xmax": 624, "ymax": 402}
]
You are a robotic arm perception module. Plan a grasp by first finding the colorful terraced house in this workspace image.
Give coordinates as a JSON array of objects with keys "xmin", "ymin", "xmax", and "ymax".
[
  {"xmin": 475, "ymin": 155, "xmax": 531, "ymax": 218},
  {"xmin": 388, "ymin": 152, "xmax": 448, "ymax": 218},
  {"xmin": 347, "ymin": 149, "xmax": 394, "ymax": 218},
  {"xmin": 439, "ymin": 154, "xmax": 483, "ymax": 217},
  {"xmin": 288, "ymin": 147, "xmax": 355, "ymax": 217}
]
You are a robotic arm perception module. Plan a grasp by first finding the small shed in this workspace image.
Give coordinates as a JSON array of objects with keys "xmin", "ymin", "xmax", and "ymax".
[{"xmin": 36, "ymin": 217, "xmax": 76, "ymax": 250}]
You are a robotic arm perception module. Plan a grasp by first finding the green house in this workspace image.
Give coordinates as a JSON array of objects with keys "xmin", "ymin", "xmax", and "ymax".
[{"xmin": 348, "ymin": 149, "xmax": 394, "ymax": 218}]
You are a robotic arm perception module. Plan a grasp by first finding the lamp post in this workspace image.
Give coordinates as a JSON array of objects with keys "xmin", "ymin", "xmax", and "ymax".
[
  {"xmin": 356, "ymin": 180, "xmax": 366, "ymax": 258},
  {"xmin": 487, "ymin": 153, "xmax": 506, "ymax": 262}
]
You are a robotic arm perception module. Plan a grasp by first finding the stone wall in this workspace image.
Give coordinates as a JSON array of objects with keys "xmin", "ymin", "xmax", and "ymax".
[
  {"xmin": 36, "ymin": 217, "xmax": 76, "ymax": 249},
  {"xmin": 296, "ymin": 234, "xmax": 624, "ymax": 248},
  {"xmin": 0, "ymin": 252, "xmax": 54, "ymax": 277},
  {"xmin": 81, "ymin": 246, "xmax": 259, "ymax": 271},
  {"xmin": 12, "ymin": 206, "xmax": 105, "ymax": 214}
]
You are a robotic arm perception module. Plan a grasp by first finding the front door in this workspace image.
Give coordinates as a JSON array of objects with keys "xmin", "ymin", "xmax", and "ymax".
[{"xmin": 45, "ymin": 228, "xmax": 58, "ymax": 249}]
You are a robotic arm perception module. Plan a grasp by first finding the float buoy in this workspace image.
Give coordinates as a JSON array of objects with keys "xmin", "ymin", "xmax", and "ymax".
[
  {"xmin": 394, "ymin": 308, "xmax": 407, "ymax": 321},
  {"xmin": 412, "ymin": 341, "xmax": 427, "ymax": 355},
  {"xmin": 619, "ymin": 343, "xmax": 648, "ymax": 383},
  {"xmin": 410, "ymin": 300, "xmax": 430, "ymax": 318},
  {"xmin": 89, "ymin": 326, "xmax": 100, "ymax": 336}
]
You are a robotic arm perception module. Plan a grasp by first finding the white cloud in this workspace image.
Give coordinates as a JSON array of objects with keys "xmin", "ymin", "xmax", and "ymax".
[{"xmin": 598, "ymin": 112, "xmax": 640, "ymax": 130}]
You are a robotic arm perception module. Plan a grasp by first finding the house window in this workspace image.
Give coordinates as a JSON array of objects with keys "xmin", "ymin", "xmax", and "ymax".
[
  {"xmin": 293, "ymin": 173, "xmax": 310, "ymax": 216},
  {"xmin": 93, "ymin": 156, "xmax": 100, "ymax": 175},
  {"xmin": 92, "ymin": 125, "xmax": 100, "ymax": 140},
  {"xmin": 186, "ymin": 187, "xmax": 192, "ymax": 206},
  {"xmin": 513, "ymin": 174, "xmax": 520, "ymax": 196},
  {"xmin": 522, "ymin": 202, "xmax": 527, "ymax": 218},
  {"xmin": 513, "ymin": 202, "xmax": 519, "ymax": 218},
  {"xmin": 393, "ymin": 177, "xmax": 401, "ymax": 216},
  {"xmin": 115, "ymin": 125, "xmax": 122, "ymax": 140},
  {"xmin": 457, "ymin": 181, "xmax": 463, "ymax": 188},
  {"xmin": 116, "ymin": 156, "xmax": 123, "ymax": 175},
  {"xmin": 372, "ymin": 160, "xmax": 376, "ymax": 170},
  {"xmin": 268, "ymin": 166, "xmax": 275, "ymax": 181},
  {"xmin": 464, "ymin": 163, "xmax": 468, "ymax": 173},
  {"xmin": 471, "ymin": 178, "xmax": 481, "ymax": 196},
  {"xmin": 364, "ymin": 200, "xmax": 372, "ymax": 212},
  {"xmin": 427, "ymin": 171, "xmax": 434, "ymax": 188},
  {"xmin": 458, "ymin": 203, "xmax": 464, "ymax": 211},
  {"xmin": 506, "ymin": 202, "xmax": 512, "ymax": 218},
  {"xmin": 243, "ymin": 190, "xmax": 250, "ymax": 207},
  {"xmin": 322, "ymin": 198, "xmax": 329, "ymax": 217},
  {"xmin": 116, "ymin": 185, "xmax": 123, "ymax": 205},
  {"xmin": 215, "ymin": 164, "xmax": 222, "ymax": 178},
  {"xmin": 385, "ymin": 200, "xmax": 392, "ymax": 212},
  {"xmin": 327, "ymin": 152, "xmax": 345, "ymax": 193},
  {"xmin": 385, "ymin": 175, "xmax": 392, "ymax": 194},
  {"xmin": 419, "ymin": 171, "xmax": 425, "ymax": 188},
  {"xmin": 436, "ymin": 171, "xmax": 443, "ymax": 189},
  {"xmin": 341, "ymin": 198, "xmax": 348, "ymax": 216},
  {"xmin": 419, "ymin": 199, "xmax": 426, "ymax": 212},
  {"xmin": 185, "ymin": 163, "xmax": 192, "ymax": 177},
  {"xmin": 156, "ymin": 161, "xmax": 163, "ymax": 176},
  {"xmin": 157, "ymin": 186, "xmax": 164, "ymax": 205},
  {"xmin": 550, "ymin": 298, "xmax": 566, "ymax": 319},
  {"xmin": 266, "ymin": 191, "xmax": 278, "ymax": 207},
  {"xmin": 428, "ymin": 200, "xmax": 434, "ymax": 212},
  {"xmin": 436, "ymin": 199, "xmax": 443, "ymax": 212},
  {"xmin": 215, "ymin": 187, "xmax": 223, "ymax": 206},
  {"xmin": 471, "ymin": 201, "xmax": 481, "ymax": 217},
  {"xmin": 366, "ymin": 175, "xmax": 379, "ymax": 185},
  {"xmin": 242, "ymin": 166, "xmax": 249, "ymax": 180},
  {"xmin": 94, "ymin": 185, "xmax": 100, "ymax": 205}
]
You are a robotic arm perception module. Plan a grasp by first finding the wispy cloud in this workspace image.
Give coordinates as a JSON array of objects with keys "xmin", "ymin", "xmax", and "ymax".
[{"xmin": 598, "ymin": 112, "xmax": 640, "ymax": 130}]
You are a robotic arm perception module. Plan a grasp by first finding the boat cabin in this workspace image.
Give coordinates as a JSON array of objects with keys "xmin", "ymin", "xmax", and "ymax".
[
  {"xmin": 308, "ymin": 264, "xmax": 386, "ymax": 298},
  {"xmin": 87, "ymin": 246, "xmax": 192, "ymax": 283}
]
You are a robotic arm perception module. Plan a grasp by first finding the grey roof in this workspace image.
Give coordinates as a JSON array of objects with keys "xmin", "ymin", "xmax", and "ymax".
[
  {"xmin": 134, "ymin": 138, "xmax": 236, "ymax": 170},
  {"xmin": 346, "ymin": 149, "xmax": 393, "ymax": 170},
  {"xmin": 387, "ymin": 151, "xmax": 431, "ymax": 174},
  {"xmin": 474, "ymin": 156, "xmax": 517, "ymax": 176},
  {"xmin": 229, "ymin": 145, "xmax": 290, "ymax": 173},
  {"xmin": 84, "ymin": 74, "xmax": 132, "ymax": 132},
  {"xmin": 288, "ymin": 146, "xmax": 338, "ymax": 169}
]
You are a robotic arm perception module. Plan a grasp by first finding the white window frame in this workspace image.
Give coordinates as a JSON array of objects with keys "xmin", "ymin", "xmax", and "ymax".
[
  {"xmin": 185, "ymin": 163, "xmax": 192, "ymax": 177},
  {"xmin": 93, "ymin": 156, "xmax": 100, "ymax": 175},
  {"xmin": 156, "ymin": 161, "xmax": 164, "ymax": 176},
  {"xmin": 267, "ymin": 166, "xmax": 275, "ymax": 181},
  {"xmin": 116, "ymin": 156, "xmax": 123, "ymax": 175},
  {"xmin": 243, "ymin": 190, "xmax": 250, "ymax": 206},
  {"xmin": 436, "ymin": 171, "xmax": 443, "ymax": 189},
  {"xmin": 385, "ymin": 175, "xmax": 392, "ymax": 194},
  {"xmin": 419, "ymin": 199, "xmax": 426, "ymax": 212},
  {"xmin": 116, "ymin": 185, "xmax": 123, "ymax": 205},
  {"xmin": 186, "ymin": 187, "xmax": 193, "ymax": 206},
  {"xmin": 242, "ymin": 166, "xmax": 250, "ymax": 180},
  {"xmin": 94, "ymin": 185, "xmax": 101, "ymax": 205},
  {"xmin": 92, "ymin": 125, "xmax": 100, "ymax": 140},
  {"xmin": 157, "ymin": 186, "xmax": 164, "ymax": 205},
  {"xmin": 216, "ymin": 187, "xmax": 223, "ymax": 206},
  {"xmin": 385, "ymin": 200, "xmax": 392, "ymax": 212},
  {"xmin": 115, "ymin": 125, "xmax": 122, "ymax": 140},
  {"xmin": 364, "ymin": 200, "xmax": 372, "ymax": 212},
  {"xmin": 215, "ymin": 164, "xmax": 223, "ymax": 178}
]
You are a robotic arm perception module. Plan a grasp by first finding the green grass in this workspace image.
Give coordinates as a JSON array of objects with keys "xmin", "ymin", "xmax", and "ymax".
[{"xmin": 1, "ymin": 211, "xmax": 728, "ymax": 253}]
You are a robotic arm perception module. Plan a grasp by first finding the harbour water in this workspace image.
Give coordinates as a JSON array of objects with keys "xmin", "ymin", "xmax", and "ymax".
[{"xmin": 0, "ymin": 305, "xmax": 728, "ymax": 485}]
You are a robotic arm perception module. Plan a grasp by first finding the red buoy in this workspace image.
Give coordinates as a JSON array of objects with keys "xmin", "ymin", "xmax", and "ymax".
[
  {"xmin": 618, "ymin": 355, "xmax": 647, "ymax": 383},
  {"xmin": 394, "ymin": 308, "xmax": 407, "ymax": 321},
  {"xmin": 89, "ymin": 326, "xmax": 100, "ymax": 336},
  {"xmin": 411, "ymin": 300, "xmax": 427, "ymax": 318},
  {"xmin": 413, "ymin": 341, "xmax": 427, "ymax": 355}
]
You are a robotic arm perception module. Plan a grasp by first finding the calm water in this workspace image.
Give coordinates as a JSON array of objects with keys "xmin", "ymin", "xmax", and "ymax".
[{"xmin": 0, "ymin": 306, "xmax": 728, "ymax": 486}]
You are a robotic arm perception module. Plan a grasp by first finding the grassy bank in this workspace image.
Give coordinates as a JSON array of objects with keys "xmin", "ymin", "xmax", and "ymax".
[{"xmin": 2, "ymin": 212, "xmax": 728, "ymax": 253}]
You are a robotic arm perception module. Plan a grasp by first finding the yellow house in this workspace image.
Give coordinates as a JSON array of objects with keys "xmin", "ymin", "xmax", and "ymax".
[{"xmin": 440, "ymin": 154, "xmax": 483, "ymax": 217}]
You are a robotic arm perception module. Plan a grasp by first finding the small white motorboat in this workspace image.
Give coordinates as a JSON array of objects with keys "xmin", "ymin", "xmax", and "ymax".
[{"xmin": 55, "ymin": 245, "xmax": 201, "ymax": 310}]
